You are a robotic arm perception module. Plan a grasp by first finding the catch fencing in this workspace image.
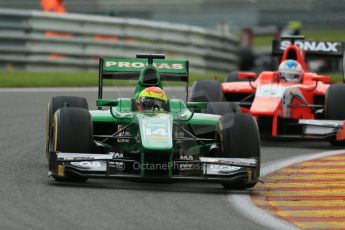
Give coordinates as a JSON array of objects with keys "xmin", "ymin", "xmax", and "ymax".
[{"xmin": 0, "ymin": 8, "xmax": 239, "ymax": 73}]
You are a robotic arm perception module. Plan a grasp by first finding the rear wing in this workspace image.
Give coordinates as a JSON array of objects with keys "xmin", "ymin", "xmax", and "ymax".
[
  {"xmin": 98, "ymin": 54, "xmax": 189, "ymax": 101},
  {"xmin": 272, "ymin": 36, "xmax": 345, "ymax": 82},
  {"xmin": 100, "ymin": 58, "xmax": 189, "ymax": 81},
  {"xmin": 272, "ymin": 36, "xmax": 344, "ymax": 57}
]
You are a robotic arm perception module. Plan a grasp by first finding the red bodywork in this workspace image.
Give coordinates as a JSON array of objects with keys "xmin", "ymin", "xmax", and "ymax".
[{"xmin": 222, "ymin": 44, "xmax": 344, "ymax": 140}]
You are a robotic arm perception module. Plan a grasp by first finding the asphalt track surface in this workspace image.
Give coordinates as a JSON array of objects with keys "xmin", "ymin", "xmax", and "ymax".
[{"xmin": 0, "ymin": 87, "xmax": 342, "ymax": 230}]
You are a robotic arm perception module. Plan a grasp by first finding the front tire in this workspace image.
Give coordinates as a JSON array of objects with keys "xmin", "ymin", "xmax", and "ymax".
[
  {"xmin": 217, "ymin": 113, "xmax": 260, "ymax": 189},
  {"xmin": 46, "ymin": 96, "xmax": 88, "ymax": 160},
  {"xmin": 326, "ymin": 84, "xmax": 345, "ymax": 145},
  {"xmin": 326, "ymin": 85, "xmax": 345, "ymax": 120},
  {"xmin": 50, "ymin": 107, "xmax": 93, "ymax": 182}
]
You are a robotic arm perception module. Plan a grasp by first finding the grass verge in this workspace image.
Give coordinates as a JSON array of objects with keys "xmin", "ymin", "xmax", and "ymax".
[
  {"xmin": 0, "ymin": 71, "xmax": 342, "ymax": 87},
  {"xmin": 0, "ymin": 71, "xmax": 225, "ymax": 87}
]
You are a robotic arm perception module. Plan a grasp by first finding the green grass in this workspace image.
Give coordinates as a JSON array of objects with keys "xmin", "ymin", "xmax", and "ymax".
[
  {"xmin": 0, "ymin": 71, "xmax": 341, "ymax": 87},
  {"xmin": 253, "ymin": 35, "xmax": 274, "ymax": 47},
  {"xmin": 0, "ymin": 71, "xmax": 226, "ymax": 87},
  {"xmin": 328, "ymin": 73, "xmax": 343, "ymax": 83},
  {"xmin": 253, "ymin": 29, "xmax": 345, "ymax": 47}
]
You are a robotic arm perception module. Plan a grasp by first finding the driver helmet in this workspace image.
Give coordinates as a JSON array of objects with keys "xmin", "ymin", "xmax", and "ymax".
[
  {"xmin": 136, "ymin": 86, "xmax": 168, "ymax": 111},
  {"xmin": 278, "ymin": 59, "xmax": 303, "ymax": 83}
]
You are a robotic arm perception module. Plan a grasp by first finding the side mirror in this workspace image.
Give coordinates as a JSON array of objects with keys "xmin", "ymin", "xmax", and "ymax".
[
  {"xmin": 186, "ymin": 102, "xmax": 207, "ymax": 110},
  {"xmin": 311, "ymin": 74, "xmax": 330, "ymax": 83},
  {"xmin": 238, "ymin": 72, "xmax": 257, "ymax": 81},
  {"xmin": 96, "ymin": 99, "xmax": 118, "ymax": 107}
]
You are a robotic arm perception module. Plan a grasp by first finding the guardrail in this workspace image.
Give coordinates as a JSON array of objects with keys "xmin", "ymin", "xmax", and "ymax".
[{"xmin": 0, "ymin": 8, "xmax": 239, "ymax": 73}]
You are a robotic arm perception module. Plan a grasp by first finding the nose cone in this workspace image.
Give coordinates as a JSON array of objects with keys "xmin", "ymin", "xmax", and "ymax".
[
  {"xmin": 138, "ymin": 114, "xmax": 173, "ymax": 151},
  {"xmin": 250, "ymin": 97, "xmax": 282, "ymax": 116}
]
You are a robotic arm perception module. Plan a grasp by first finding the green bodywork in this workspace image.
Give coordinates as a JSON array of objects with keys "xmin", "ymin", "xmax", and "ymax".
[
  {"xmin": 91, "ymin": 56, "xmax": 220, "ymax": 176},
  {"xmin": 93, "ymin": 98, "xmax": 218, "ymax": 125},
  {"xmin": 90, "ymin": 98, "xmax": 219, "ymax": 149}
]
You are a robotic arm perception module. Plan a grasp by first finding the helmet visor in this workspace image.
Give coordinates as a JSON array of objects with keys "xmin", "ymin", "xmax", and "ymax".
[
  {"xmin": 137, "ymin": 97, "xmax": 168, "ymax": 111},
  {"xmin": 280, "ymin": 72, "xmax": 302, "ymax": 82}
]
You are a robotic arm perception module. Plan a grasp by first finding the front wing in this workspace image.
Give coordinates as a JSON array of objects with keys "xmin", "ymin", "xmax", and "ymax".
[
  {"xmin": 298, "ymin": 119, "xmax": 345, "ymax": 141},
  {"xmin": 49, "ymin": 151, "xmax": 259, "ymax": 184}
]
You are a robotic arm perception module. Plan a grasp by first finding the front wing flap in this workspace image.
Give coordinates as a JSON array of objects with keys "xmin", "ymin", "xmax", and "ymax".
[
  {"xmin": 49, "ymin": 151, "xmax": 259, "ymax": 183},
  {"xmin": 299, "ymin": 119, "xmax": 345, "ymax": 140}
]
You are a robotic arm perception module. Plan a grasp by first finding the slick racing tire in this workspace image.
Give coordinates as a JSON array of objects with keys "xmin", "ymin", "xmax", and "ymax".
[
  {"xmin": 207, "ymin": 102, "xmax": 240, "ymax": 115},
  {"xmin": 224, "ymin": 71, "xmax": 245, "ymax": 82},
  {"xmin": 190, "ymin": 80, "xmax": 223, "ymax": 102},
  {"xmin": 193, "ymin": 101, "xmax": 241, "ymax": 138},
  {"xmin": 326, "ymin": 84, "xmax": 345, "ymax": 120},
  {"xmin": 46, "ymin": 96, "xmax": 88, "ymax": 160},
  {"xmin": 239, "ymin": 47, "xmax": 255, "ymax": 71},
  {"xmin": 190, "ymin": 102, "xmax": 240, "ymax": 138},
  {"xmin": 217, "ymin": 113, "xmax": 260, "ymax": 190},
  {"xmin": 51, "ymin": 107, "xmax": 93, "ymax": 182},
  {"xmin": 326, "ymin": 84, "xmax": 345, "ymax": 145}
]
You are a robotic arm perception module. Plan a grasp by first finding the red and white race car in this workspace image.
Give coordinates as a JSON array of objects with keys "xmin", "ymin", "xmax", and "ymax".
[{"xmin": 191, "ymin": 36, "xmax": 345, "ymax": 145}]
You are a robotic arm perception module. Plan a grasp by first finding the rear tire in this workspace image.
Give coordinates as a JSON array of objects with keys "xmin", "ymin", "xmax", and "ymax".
[
  {"xmin": 46, "ymin": 96, "xmax": 88, "ymax": 160},
  {"xmin": 217, "ymin": 113, "xmax": 260, "ymax": 189},
  {"xmin": 207, "ymin": 102, "xmax": 240, "ymax": 115},
  {"xmin": 239, "ymin": 47, "xmax": 255, "ymax": 71},
  {"xmin": 224, "ymin": 71, "xmax": 244, "ymax": 82},
  {"xmin": 51, "ymin": 107, "xmax": 93, "ymax": 182},
  {"xmin": 326, "ymin": 84, "xmax": 345, "ymax": 145},
  {"xmin": 190, "ymin": 80, "xmax": 223, "ymax": 102}
]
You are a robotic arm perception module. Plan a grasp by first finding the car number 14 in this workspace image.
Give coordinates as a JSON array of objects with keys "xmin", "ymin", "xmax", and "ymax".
[{"xmin": 145, "ymin": 127, "xmax": 168, "ymax": 136}]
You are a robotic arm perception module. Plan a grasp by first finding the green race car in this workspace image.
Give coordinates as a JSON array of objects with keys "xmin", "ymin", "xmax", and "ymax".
[{"xmin": 46, "ymin": 54, "xmax": 261, "ymax": 189}]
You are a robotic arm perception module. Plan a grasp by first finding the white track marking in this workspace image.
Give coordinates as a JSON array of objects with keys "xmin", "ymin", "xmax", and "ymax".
[{"xmin": 228, "ymin": 149, "xmax": 345, "ymax": 230}]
